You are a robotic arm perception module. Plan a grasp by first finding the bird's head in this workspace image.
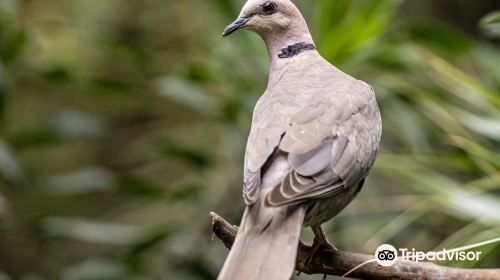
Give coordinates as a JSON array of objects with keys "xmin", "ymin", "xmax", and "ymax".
[{"xmin": 222, "ymin": 0, "xmax": 305, "ymax": 38}]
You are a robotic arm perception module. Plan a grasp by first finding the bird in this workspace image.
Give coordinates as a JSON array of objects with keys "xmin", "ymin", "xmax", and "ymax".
[{"xmin": 218, "ymin": 0, "xmax": 382, "ymax": 279}]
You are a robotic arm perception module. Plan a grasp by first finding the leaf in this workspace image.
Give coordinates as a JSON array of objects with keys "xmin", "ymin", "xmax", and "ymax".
[
  {"xmin": 124, "ymin": 227, "xmax": 176, "ymax": 269},
  {"xmin": 9, "ymin": 128, "xmax": 63, "ymax": 149},
  {"xmin": 0, "ymin": 30, "xmax": 27, "ymax": 64},
  {"xmin": 61, "ymin": 259, "xmax": 129, "ymax": 280},
  {"xmin": 0, "ymin": 271, "xmax": 11, "ymax": 280},
  {"xmin": 168, "ymin": 184, "xmax": 203, "ymax": 201},
  {"xmin": 313, "ymin": 0, "xmax": 352, "ymax": 42},
  {"xmin": 0, "ymin": 61, "xmax": 5, "ymax": 118},
  {"xmin": 0, "ymin": 140, "xmax": 24, "ymax": 184},
  {"xmin": 211, "ymin": 0, "xmax": 239, "ymax": 20},
  {"xmin": 155, "ymin": 138, "xmax": 212, "ymax": 169},
  {"xmin": 49, "ymin": 109, "xmax": 107, "ymax": 138},
  {"xmin": 118, "ymin": 177, "xmax": 165, "ymax": 198},
  {"xmin": 42, "ymin": 217, "xmax": 146, "ymax": 245},
  {"xmin": 43, "ymin": 167, "xmax": 116, "ymax": 195},
  {"xmin": 409, "ymin": 22, "xmax": 471, "ymax": 54},
  {"xmin": 480, "ymin": 10, "xmax": 500, "ymax": 39},
  {"xmin": 319, "ymin": 0, "xmax": 402, "ymax": 63},
  {"xmin": 452, "ymin": 107, "xmax": 500, "ymax": 141},
  {"xmin": 154, "ymin": 75, "xmax": 217, "ymax": 115},
  {"xmin": 423, "ymin": 51, "xmax": 500, "ymax": 109}
]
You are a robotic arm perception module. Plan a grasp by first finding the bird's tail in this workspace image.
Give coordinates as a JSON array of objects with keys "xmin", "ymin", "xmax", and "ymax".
[{"xmin": 217, "ymin": 202, "xmax": 305, "ymax": 280}]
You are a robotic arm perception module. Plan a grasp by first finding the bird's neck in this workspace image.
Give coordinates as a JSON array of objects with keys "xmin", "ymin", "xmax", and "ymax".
[
  {"xmin": 263, "ymin": 29, "xmax": 316, "ymax": 83},
  {"xmin": 261, "ymin": 18, "xmax": 316, "ymax": 73},
  {"xmin": 265, "ymin": 33, "xmax": 314, "ymax": 61}
]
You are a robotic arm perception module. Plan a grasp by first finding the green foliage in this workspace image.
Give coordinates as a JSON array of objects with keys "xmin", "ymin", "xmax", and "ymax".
[{"xmin": 0, "ymin": 0, "xmax": 499, "ymax": 279}]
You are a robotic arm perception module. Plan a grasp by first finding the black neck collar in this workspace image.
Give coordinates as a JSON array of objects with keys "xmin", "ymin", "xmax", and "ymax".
[{"xmin": 277, "ymin": 42, "xmax": 316, "ymax": 59}]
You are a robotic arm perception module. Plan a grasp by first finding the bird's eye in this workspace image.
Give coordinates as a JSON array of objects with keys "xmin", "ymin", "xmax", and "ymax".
[{"xmin": 262, "ymin": 2, "xmax": 277, "ymax": 15}]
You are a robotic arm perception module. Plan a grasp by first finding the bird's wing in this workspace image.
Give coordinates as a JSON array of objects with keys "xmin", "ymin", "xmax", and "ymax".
[
  {"xmin": 265, "ymin": 135, "xmax": 357, "ymax": 206},
  {"xmin": 242, "ymin": 96, "xmax": 288, "ymax": 205},
  {"xmin": 243, "ymin": 79, "xmax": 380, "ymax": 206},
  {"xmin": 264, "ymin": 81, "xmax": 380, "ymax": 206}
]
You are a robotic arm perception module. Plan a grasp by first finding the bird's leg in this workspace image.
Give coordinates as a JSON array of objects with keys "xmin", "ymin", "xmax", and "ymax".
[
  {"xmin": 305, "ymin": 225, "xmax": 337, "ymax": 265},
  {"xmin": 312, "ymin": 225, "xmax": 337, "ymax": 250}
]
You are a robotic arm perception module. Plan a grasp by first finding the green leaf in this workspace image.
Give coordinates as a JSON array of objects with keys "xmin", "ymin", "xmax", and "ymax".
[
  {"xmin": 313, "ymin": 0, "xmax": 352, "ymax": 42},
  {"xmin": 408, "ymin": 23, "xmax": 471, "ymax": 54},
  {"xmin": 155, "ymin": 138, "xmax": 212, "ymax": 169}
]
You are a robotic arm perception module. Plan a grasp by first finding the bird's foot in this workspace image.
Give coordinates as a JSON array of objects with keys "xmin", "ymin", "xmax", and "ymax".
[
  {"xmin": 305, "ymin": 241, "xmax": 336, "ymax": 266},
  {"xmin": 305, "ymin": 225, "xmax": 337, "ymax": 266}
]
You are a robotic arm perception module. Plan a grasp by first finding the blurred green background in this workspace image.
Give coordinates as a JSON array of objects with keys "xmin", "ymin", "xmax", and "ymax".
[{"xmin": 0, "ymin": 0, "xmax": 500, "ymax": 279}]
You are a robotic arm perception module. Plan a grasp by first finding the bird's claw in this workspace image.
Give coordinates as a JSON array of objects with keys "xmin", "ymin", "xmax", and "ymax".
[{"xmin": 305, "ymin": 240, "xmax": 337, "ymax": 266}]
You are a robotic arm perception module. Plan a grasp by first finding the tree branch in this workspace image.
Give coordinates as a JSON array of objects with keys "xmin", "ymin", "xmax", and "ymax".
[{"xmin": 210, "ymin": 212, "xmax": 500, "ymax": 280}]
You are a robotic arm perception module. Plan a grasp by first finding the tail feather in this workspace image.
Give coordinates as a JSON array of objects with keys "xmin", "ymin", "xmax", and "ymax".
[{"xmin": 218, "ymin": 202, "xmax": 305, "ymax": 280}]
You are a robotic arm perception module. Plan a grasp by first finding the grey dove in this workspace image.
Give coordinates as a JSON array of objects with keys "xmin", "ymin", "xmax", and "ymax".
[{"xmin": 219, "ymin": 0, "xmax": 381, "ymax": 279}]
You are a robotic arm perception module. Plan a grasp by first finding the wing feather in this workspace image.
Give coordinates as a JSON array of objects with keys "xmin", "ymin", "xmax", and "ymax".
[{"xmin": 244, "ymin": 79, "xmax": 380, "ymax": 207}]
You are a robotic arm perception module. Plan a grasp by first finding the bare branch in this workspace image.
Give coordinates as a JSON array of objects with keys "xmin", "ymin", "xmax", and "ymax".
[{"xmin": 210, "ymin": 212, "xmax": 500, "ymax": 280}]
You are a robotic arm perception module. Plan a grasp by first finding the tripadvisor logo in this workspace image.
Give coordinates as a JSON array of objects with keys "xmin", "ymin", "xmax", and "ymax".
[
  {"xmin": 341, "ymin": 238, "xmax": 499, "ymax": 277},
  {"xmin": 375, "ymin": 244, "xmax": 398, "ymax": 266},
  {"xmin": 374, "ymin": 244, "xmax": 482, "ymax": 267}
]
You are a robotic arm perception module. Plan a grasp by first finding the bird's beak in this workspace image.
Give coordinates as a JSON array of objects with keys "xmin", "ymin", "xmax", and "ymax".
[{"xmin": 222, "ymin": 16, "xmax": 251, "ymax": 37}]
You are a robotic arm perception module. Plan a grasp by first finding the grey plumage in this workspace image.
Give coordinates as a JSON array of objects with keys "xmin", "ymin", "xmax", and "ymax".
[{"xmin": 219, "ymin": 1, "xmax": 381, "ymax": 279}]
